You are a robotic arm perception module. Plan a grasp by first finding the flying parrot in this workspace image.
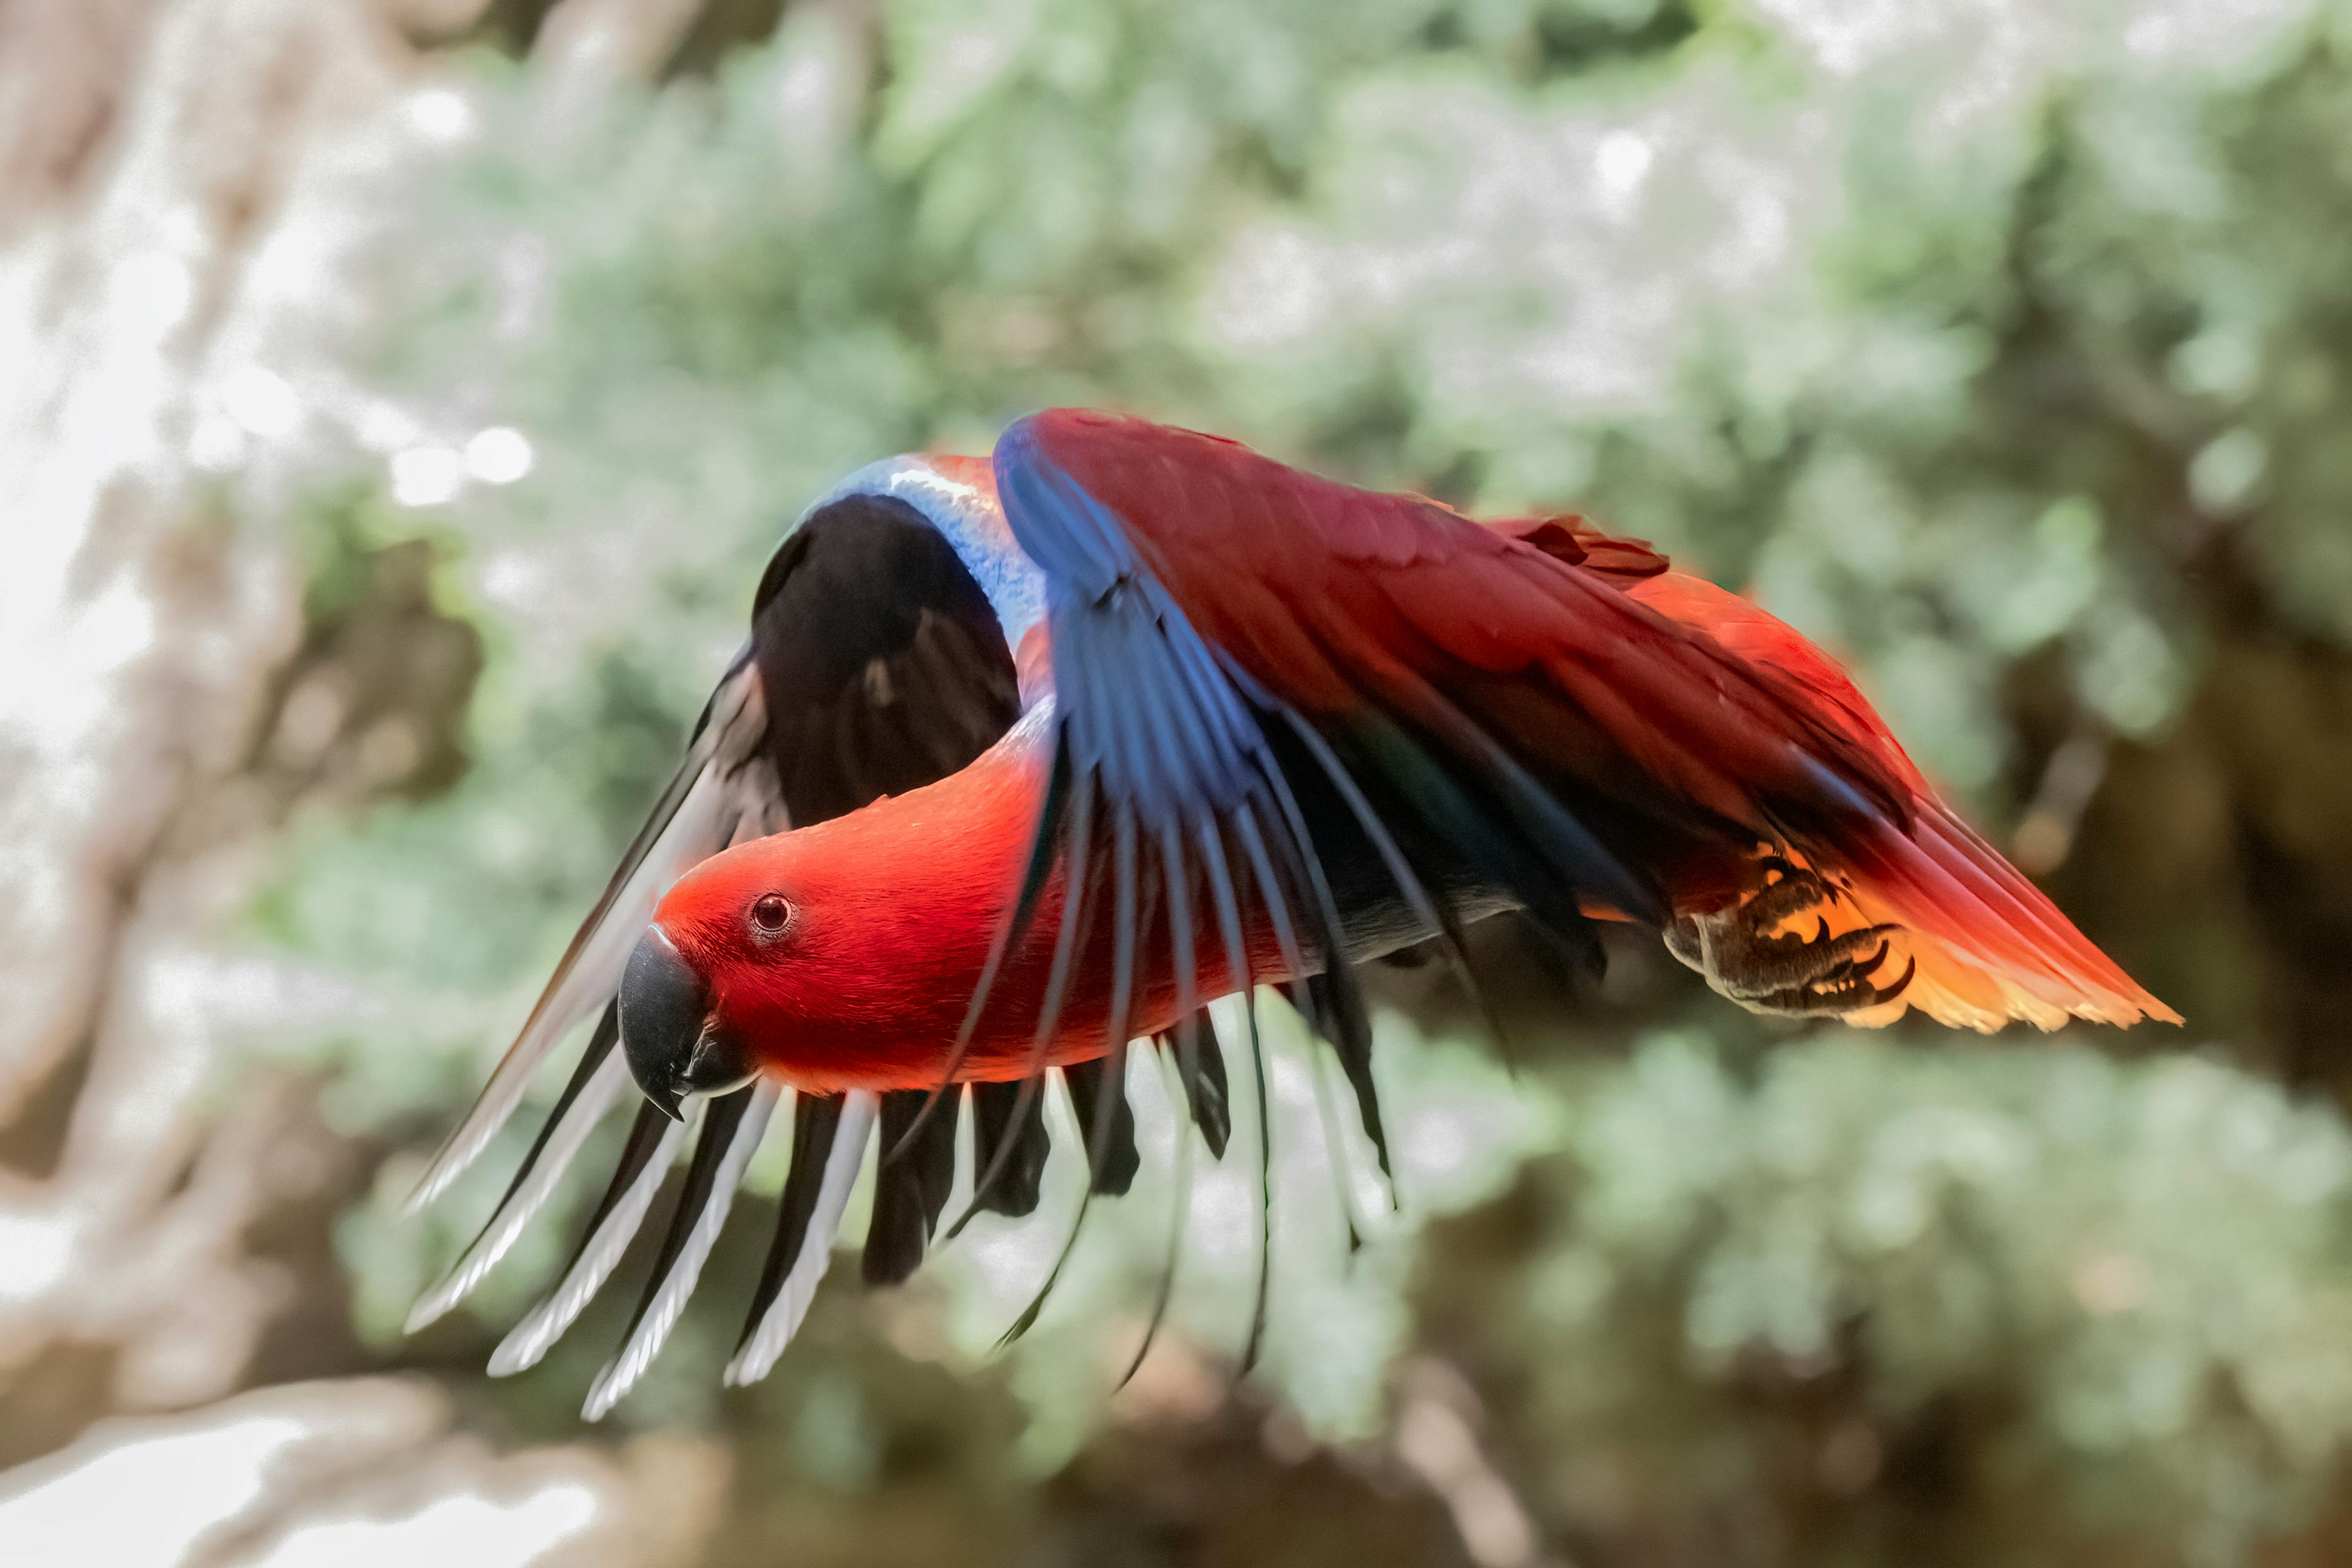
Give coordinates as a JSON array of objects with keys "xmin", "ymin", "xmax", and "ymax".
[{"xmin": 406, "ymin": 409, "xmax": 2175, "ymax": 1417}]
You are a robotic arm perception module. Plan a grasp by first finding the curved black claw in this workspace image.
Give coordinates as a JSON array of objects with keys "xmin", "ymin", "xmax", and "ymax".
[{"xmin": 1752, "ymin": 955, "xmax": 1917, "ymax": 1016}]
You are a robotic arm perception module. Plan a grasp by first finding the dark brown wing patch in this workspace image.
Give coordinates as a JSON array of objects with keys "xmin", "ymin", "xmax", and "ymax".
[{"xmin": 751, "ymin": 494, "xmax": 1021, "ymax": 826}]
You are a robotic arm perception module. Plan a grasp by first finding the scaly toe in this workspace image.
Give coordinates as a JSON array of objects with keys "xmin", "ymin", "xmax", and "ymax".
[{"xmin": 1737, "ymin": 870, "xmax": 1835, "ymax": 933}]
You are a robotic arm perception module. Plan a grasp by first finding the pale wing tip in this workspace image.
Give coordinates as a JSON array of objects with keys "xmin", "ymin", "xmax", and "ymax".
[
  {"xmin": 403, "ymin": 1068, "xmax": 536, "ymax": 1215},
  {"xmin": 402, "ymin": 1148, "xmax": 471, "ymax": 1216},
  {"xmin": 583, "ymin": 1338, "xmax": 655, "ymax": 1420},
  {"xmin": 403, "ymin": 1230, "xmax": 512, "ymax": 1334},
  {"xmin": 408, "ymin": 1008, "xmax": 601, "ymax": 1215},
  {"xmin": 488, "ymin": 1285, "xmax": 593, "ymax": 1378},
  {"xmin": 721, "ymin": 1296, "xmax": 805, "ymax": 1387},
  {"xmin": 581, "ymin": 1369, "xmax": 626, "ymax": 1423},
  {"xmin": 578, "ymin": 1086, "xmax": 780, "ymax": 1421},
  {"xmin": 484, "ymin": 1332, "xmax": 545, "ymax": 1379},
  {"xmin": 486, "ymin": 1296, "xmax": 573, "ymax": 1378},
  {"xmin": 404, "ymin": 1287, "xmax": 462, "ymax": 1336},
  {"xmin": 581, "ymin": 1341, "xmax": 656, "ymax": 1421},
  {"xmin": 721, "ymin": 1329, "xmax": 773, "ymax": 1387},
  {"xmin": 721, "ymin": 1093, "xmax": 876, "ymax": 1387},
  {"xmin": 720, "ymin": 1298, "xmax": 802, "ymax": 1389}
]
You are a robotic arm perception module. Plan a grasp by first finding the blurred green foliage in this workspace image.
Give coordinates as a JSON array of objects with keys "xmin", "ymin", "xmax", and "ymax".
[
  {"xmin": 1481, "ymin": 1035, "xmax": 2352, "ymax": 1565},
  {"xmin": 248, "ymin": 0, "xmax": 2352, "ymax": 1561}
]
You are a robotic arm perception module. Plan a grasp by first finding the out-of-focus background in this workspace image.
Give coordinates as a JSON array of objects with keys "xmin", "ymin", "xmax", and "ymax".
[{"xmin": 7, "ymin": 0, "xmax": 2352, "ymax": 1563}]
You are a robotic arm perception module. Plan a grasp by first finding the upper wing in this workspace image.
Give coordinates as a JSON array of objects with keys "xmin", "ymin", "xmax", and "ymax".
[
  {"xmin": 992, "ymin": 408, "xmax": 2169, "ymax": 1044},
  {"xmin": 406, "ymin": 455, "xmax": 1041, "ymax": 1412}
]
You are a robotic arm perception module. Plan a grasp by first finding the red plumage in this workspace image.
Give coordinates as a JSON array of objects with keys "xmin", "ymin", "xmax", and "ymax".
[
  {"xmin": 416, "ymin": 411, "xmax": 2174, "ymax": 1412},
  {"xmin": 649, "ymin": 409, "xmax": 2169, "ymax": 1089},
  {"xmin": 1616, "ymin": 571, "xmax": 2173, "ymax": 1028},
  {"xmin": 1026, "ymin": 412, "xmax": 2169, "ymax": 1027}
]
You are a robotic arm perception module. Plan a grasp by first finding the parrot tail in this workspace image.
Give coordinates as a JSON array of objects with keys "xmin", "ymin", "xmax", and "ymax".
[{"xmin": 1623, "ymin": 570, "xmax": 2178, "ymax": 1031}]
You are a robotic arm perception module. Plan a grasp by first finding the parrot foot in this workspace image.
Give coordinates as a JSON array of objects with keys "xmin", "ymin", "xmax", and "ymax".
[{"xmin": 1666, "ymin": 856, "xmax": 1916, "ymax": 1018}]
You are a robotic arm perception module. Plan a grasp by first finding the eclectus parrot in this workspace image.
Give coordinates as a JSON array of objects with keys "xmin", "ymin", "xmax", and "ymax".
[{"xmin": 408, "ymin": 411, "xmax": 2174, "ymax": 1417}]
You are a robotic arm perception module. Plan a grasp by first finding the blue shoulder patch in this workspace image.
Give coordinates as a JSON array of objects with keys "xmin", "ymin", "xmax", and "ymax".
[
  {"xmin": 795, "ymin": 455, "xmax": 1046, "ymax": 652},
  {"xmin": 992, "ymin": 416, "xmax": 1265, "ymax": 826}
]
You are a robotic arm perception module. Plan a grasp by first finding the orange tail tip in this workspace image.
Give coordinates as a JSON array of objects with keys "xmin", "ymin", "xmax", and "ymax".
[
  {"xmin": 1621, "ymin": 571, "xmax": 2176, "ymax": 1032},
  {"xmin": 1834, "ymin": 805, "xmax": 2179, "ymax": 1031}
]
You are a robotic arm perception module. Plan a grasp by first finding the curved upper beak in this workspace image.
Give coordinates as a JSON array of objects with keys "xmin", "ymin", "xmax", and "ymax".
[{"xmin": 619, "ymin": 926, "xmax": 756, "ymax": 1120}]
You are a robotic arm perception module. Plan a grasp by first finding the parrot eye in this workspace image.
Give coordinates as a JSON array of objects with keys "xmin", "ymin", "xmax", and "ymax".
[{"xmin": 750, "ymin": 894, "xmax": 791, "ymax": 937}]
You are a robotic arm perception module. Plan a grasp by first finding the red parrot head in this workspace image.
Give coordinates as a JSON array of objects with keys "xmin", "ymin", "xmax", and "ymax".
[
  {"xmin": 616, "ymin": 844, "xmax": 794, "ymax": 1122},
  {"xmin": 615, "ymin": 729, "xmax": 1047, "ymax": 1115}
]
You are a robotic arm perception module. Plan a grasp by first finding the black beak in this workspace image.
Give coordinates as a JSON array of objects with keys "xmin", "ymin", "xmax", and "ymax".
[{"xmin": 619, "ymin": 927, "xmax": 756, "ymax": 1120}]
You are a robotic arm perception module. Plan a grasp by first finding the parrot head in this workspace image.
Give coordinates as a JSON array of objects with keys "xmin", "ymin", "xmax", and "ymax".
[
  {"xmin": 618, "ymin": 928, "xmax": 750, "ymax": 1122},
  {"xmin": 614, "ymin": 731, "xmax": 1047, "ymax": 1114},
  {"xmin": 618, "ymin": 827, "xmax": 897, "ymax": 1116}
]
